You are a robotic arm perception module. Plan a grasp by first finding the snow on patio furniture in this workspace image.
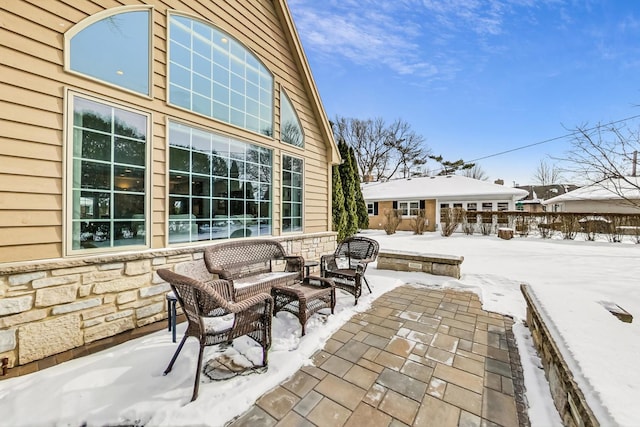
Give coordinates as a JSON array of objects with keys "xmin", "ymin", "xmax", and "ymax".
[
  {"xmin": 320, "ymin": 236, "xmax": 379, "ymax": 304},
  {"xmin": 271, "ymin": 276, "xmax": 336, "ymax": 336},
  {"xmin": 204, "ymin": 239, "xmax": 304, "ymax": 300},
  {"xmin": 157, "ymin": 269, "xmax": 273, "ymax": 402}
]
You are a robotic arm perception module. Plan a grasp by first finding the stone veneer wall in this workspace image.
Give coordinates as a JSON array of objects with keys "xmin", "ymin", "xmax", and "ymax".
[
  {"xmin": 0, "ymin": 233, "xmax": 336, "ymax": 371},
  {"xmin": 520, "ymin": 284, "xmax": 599, "ymax": 427}
]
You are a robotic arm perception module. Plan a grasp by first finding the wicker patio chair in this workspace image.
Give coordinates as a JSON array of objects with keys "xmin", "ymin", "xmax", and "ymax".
[
  {"xmin": 320, "ymin": 236, "xmax": 379, "ymax": 304},
  {"xmin": 157, "ymin": 268, "xmax": 273, "ymax": 402}
]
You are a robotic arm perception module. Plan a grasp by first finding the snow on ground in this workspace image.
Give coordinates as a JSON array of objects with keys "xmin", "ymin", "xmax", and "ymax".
[{"xmin": 0, "ymin": 230, "xmax": 638, "ymax": 426}]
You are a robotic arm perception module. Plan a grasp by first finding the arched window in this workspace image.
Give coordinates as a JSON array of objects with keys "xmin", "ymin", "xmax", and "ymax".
[
  {"xmin": 168, "ymin": 14, "xmax": 273, "ymax": 136},
  {"xmin": 66, "ymin": 7, "xmax": 152, "ymax": 95},
  {"xmin": 280, "ymin": 90, "xmax": 304, "ymax": 148}
]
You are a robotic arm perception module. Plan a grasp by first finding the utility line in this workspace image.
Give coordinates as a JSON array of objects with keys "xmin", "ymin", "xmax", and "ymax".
[{"xmin": 465, "ymin": 113, "xmax": 640, "ymax": 164}]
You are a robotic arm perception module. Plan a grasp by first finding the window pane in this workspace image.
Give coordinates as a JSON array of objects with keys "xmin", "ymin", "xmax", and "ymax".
[
  {"xmin": 191, "ymin": 150, "xmax": 210, "ymax": 175},
  {"xmin": 193, "ymin": 74, "xmax": 212, "ymax": 97},
  {"xmin": 74, "ymin": 97, "xmax": 112, "ymax": 132},
  {"xmin": 170, "ymin": 43, "xmax": 191, "ymax": 71},
  {"xmin": 114, "ymin": 193, "xmax": 144, "ymax": 218},
  {"xmin": 169, "ymin": 147, "xmax": 190, "ymax": 172},
  {"xmin": 76, "ymin": 191, "xmax": 110, "ymax": 219},
  {"xmin": 213, "ymin": 178, "xmax": 228, "ymax": 197},
  {"xmin": 73, "ymin": 220, "xmax": 111, "ymax": 250},
  {"xmin": 169, "ymin": 85, "xmax": 190, "ymax": 108},
  {"xmin": 114, "ymin": 109, "xmax": 147, "ymax": 140},
  {"xmin": 114, "ymin": 138, "xmax": 145, "ymax": 166},
  {"xmin": 70, "ymin": 10, "xmax": 150, "ymax": 95},
  {"xmin": 193, "ymin": 53, "xmax": 211, "ymax": 77},
  {"xmin": 192, "ymin": 197, "xmax": 210, "ymax": 218},
  {"xmin": 77, "ymin": 160, "xmax": 110, "ymax": 190},
  {"xmin": 169, "ymin": 173, "xmax": 190, "ymax": 195},
  {"xmin": 75, "ymin": 129, "xmax": 110, "ymax": 161},
  {"xmin": 192, "ymin": 175, "xmax": 210, "ymax": 196},
  {"xmin": 114, "ymin": 165, "xmax": 144, "ymax": 192}
]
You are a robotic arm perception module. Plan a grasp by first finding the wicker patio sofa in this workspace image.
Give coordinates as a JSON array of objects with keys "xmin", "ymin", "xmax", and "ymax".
[{"xmin": 204, "ymin": 239, "xmax": 304, "ymax": 300}]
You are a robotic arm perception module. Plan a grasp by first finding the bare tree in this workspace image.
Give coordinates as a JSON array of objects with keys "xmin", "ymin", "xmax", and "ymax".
[
  {"xmin": 461, "ymin": 164, "xmax": 488, "ymax": 181},
  {"xmin": 332, "ymin": 116, "xmax": 429, "ymax": 181},
  {"xmin": 532, "ymin": 159, "xmax": 563, "ymax": 185},
  {"xmin": 562, "ymin": 121, "xmax": 640, "ymax": 206}
]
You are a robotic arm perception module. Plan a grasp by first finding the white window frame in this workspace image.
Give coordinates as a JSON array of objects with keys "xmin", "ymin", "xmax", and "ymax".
[
  {"xmin": 398, "ymin": 201, "xmax": 420, "ymax": 216},
  {"xmin": 64, "ymin": 90, "xmax": 151, "ymax": 256},
  {"xmin": 281, "ymin": 153, "xmax": 303, "ymax": 233}
]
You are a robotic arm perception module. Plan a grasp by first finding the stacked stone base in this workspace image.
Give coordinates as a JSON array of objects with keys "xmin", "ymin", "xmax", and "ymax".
[{"xmin": 0, "ymin": 233, "xmax": 336, "ymax": 377}]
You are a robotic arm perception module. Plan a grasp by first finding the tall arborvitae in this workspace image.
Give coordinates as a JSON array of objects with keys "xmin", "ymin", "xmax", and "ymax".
[
  {"xmin": 332, "ymin": 165, "xmax": 348, "ymax": 241},
  {"xmin": 350, "ymin": 147, "xmax": 369, "ymax": 229},
  {"xmin": 338, "ymin": 140, "xmax": 358, "ymax": 237}
]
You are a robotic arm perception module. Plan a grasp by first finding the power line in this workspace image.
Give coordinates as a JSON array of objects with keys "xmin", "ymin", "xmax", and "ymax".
[{"xmin": 466, "ymin": 113, "xmax": 640, "ymax": 164}]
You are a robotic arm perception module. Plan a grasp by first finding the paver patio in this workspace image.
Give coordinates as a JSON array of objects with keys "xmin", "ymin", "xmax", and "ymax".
[{"xmin": 230, "ymin": 285, "xmax": 529, "ymax": 427}]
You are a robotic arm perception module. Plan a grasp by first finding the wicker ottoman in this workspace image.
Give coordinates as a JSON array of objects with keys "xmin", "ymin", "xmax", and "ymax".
[{"xmin": 271, "ymin": 276, "xmax": 335, "ymax": 335}]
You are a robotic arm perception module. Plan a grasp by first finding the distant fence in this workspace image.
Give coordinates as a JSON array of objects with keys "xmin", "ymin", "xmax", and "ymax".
[{"xmin": 442, "ymin": 209, "xmax": 640, "ymax": 243}]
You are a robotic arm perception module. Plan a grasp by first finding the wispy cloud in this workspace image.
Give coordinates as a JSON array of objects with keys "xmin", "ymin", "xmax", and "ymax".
[
  {"xmin": 289, "ymin": 0, "xmax": 439, "ymax": 78},
  {"xmin": 288, "ymin": 0, "xmax": 571, "ymax": 82}
]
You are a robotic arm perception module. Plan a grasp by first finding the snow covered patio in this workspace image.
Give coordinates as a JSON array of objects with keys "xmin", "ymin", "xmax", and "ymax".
[{"xmin": 1, "ymin": 230, "xmax": 638, "ymax": 426}]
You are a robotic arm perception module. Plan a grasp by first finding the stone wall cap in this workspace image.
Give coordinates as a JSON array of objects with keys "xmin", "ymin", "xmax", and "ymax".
[{"xmin": 378, "ymin": 249, "xmax": 463, "ymax": 263}]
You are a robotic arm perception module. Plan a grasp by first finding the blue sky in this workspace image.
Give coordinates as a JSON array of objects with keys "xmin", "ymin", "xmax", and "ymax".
[{"xmin": 288, "ymin": 0, "xmax": 640, "ymax": 186}]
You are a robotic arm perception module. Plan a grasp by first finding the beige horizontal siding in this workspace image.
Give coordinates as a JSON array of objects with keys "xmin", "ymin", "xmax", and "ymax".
[
  {"xmin": 0, "ymin": 155, "xmax": 61, "ymax": 179},
  {"xmin": 0, "ymin": 174, "xmax": 61, "ymax": 194},
  {"xmin": 0, "ymin": 226, "xmax": 61, "ymax": 246},
  {"xmin": 0, "ymin": 243, "xmax": 61, "ymax": 264},
  {"xmin": 0, "ymin": 0, "xmax": 332, "ymax": 263},
  {"xmin": 0, "ymin": 210, "xmax": 62, "ymax": 227}
]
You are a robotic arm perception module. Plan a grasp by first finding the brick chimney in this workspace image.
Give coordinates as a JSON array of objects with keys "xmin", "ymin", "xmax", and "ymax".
[{"xmin": 494, "ymin": 179, "xmax": 504, "ymax": 185}]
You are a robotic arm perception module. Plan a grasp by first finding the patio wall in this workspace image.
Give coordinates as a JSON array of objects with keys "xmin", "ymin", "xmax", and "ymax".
[
  {"xmin": 521, "ymin": 284, "xmax": 598, "ymax": 427},
  {"xmin": 0, "ymin": 233, "xmax": 336, "ymax": 374}
]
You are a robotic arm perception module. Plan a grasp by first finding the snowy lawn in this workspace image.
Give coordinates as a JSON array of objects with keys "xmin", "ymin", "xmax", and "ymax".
[{"xmin": 0, "ymin": 230, "xmax": 638, "ymax": 426}]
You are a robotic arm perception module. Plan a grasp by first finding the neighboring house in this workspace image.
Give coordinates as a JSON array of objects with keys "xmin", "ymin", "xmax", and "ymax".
[
  {"xmin": 515, "ymin": 184, "xmax": 579, "ymax": 212},
  {"xmin": 362, "ymin": 175, "xmax": 528, "ymax": 231},
  {"xmin": 542, "ymin": 177, "xmax": 640, "ymax": 213},
  {"xmin": 0, "ymin": 1, "xmax": 339, "ymax": 370}
]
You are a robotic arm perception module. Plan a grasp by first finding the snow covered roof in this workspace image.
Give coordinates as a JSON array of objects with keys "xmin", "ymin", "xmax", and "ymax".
[
  {"xmin": 542, "ymin": 177, "xmax": 640, "ymax": 205},
  {"xmin": 361, "ymin": 175, "xmax": 529, "ymax": 201}
]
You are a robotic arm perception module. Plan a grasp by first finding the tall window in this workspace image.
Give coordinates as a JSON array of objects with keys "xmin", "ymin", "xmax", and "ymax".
[
  {"xmin": 282, "ymin": 155, "xmax": 303, "ymax": 232},
  {"xmin": 168, "ymin": 121, "xmax": 272, "ymax": 243},
  {"xmin": 280, "ymin": 90, "xmax": 303, "ymax": 147},
  {"xmin": 399, "ymin": 201, "xmax": 420, "ymax": 216},
  {"xmin": 168, "ymin": 14, "xmax": 273, "ymax": 136},
  {"xmin": 69, "ymin": 95, "xmax": 148, "ymax": 252},
  {"xmin": 67, "ymin": 7, "xmax": 151, "ymax": 95}
]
